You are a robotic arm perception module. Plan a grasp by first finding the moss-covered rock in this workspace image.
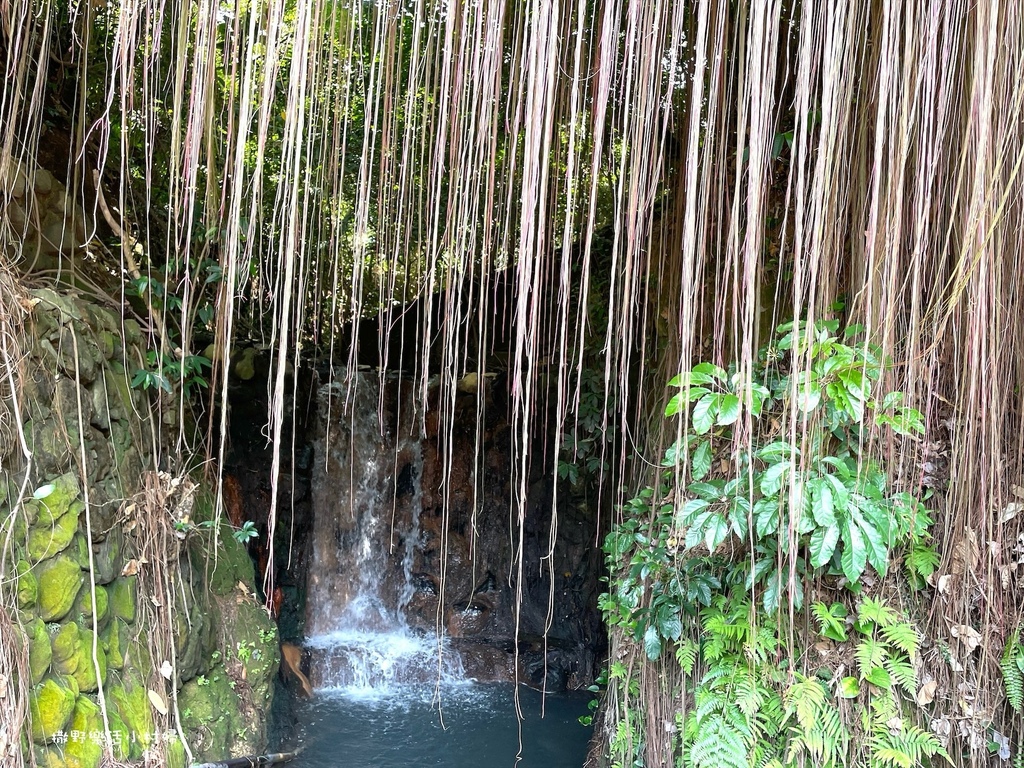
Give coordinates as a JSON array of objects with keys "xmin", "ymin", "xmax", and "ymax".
[
  {"xmin": 62, "ymin": 696, "xmax": 102, "ymax": 768},
  {"xmin": 108, "ymin": 576, "xmax": 137, "ymax": 623},
  {"xmin": 100, "ymin": 618, "xmax": 130, "ymax": 670},
  {"xmin": 178, "ymin": 666, "xmax": 244, "ymax": 758},
  {"xmin": 108, "ymin": 676, "xmax": 154, "ymax": 759},
  {"xmin": 71, "ymin": 629, "xmax": 107, "ymax": 693},
  {"xmin": 92, "ymin": 527, "xmax": 123, "ymax": 585},
  {"xmin": 28, "ymin": 503, "xmax": 81, "ymax": 561},
  {"xmin": 29, "ymin": 674, "xmax": 79, "ymax": 743},
  {"xmin": 51, "ymin": 622, "xmax": 81, "ymax": 669},
  {"xmin": 73, "ymin": 584, "xmax": 109, "ymax": 626},
  {"xmin": 166, "ymin": 738, "xmax": 188, "ymax": 768},
  {"xmin": 205, "ymin": 525, "xmax": 256, "ymax": 597},
  {"xmin": 173, "ymin": 597, "xmax": 214, "ymax": 682},
  {"xmin": 37, "ymin": 556, "xmax": 84, "ymax": 622},
  {"xmin": 36, "ymin": 473, "xmax": 80, "ymax": 525},
  {"xmin": 16, "ymin": 559, "xmax": 38, "ymax": 609},
  {"xmin": 26, "ymin": 617, "xmax": 52, "ymax": 684},
  {"xmin": 69, "ymin": 533, "xmax": 91, "ymax": 570}
]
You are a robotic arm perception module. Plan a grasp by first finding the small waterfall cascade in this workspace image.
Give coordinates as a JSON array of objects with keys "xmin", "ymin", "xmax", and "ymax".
[{"xmin": 305, "ymin": 375, "xmax": 464, "ymax": 697}]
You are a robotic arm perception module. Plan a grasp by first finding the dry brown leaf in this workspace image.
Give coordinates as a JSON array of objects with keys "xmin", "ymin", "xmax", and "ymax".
[
  {"xmin": 917, "ymin": 680, "xmax": 937, "ymax": 706},
  {"xmin": 148, "ymin": 689, "xmax": 168, "ymax": 716},
  {"xmin": 952, "ymin": 530, "xmax": 980, "ymax": 575},
  {"xmin": 936, "ymin": 574, "xmax": 953, "ymax": 594},
  {"xmin": 1001, "ymin": 502, "xmax": 1022, "ymax": 523},
  {"xmin": 950, "ymin": 624, "xmax": 982, "ymax": 652},
  {"xmin": 121, "ymin": 559, "xmax": 140, "ymax": 576}
]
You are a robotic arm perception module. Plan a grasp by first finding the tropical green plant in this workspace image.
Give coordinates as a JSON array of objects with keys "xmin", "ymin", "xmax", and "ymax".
[{"xmin": 1002, "ymin": 630, "xmax": 1024, "ymax": 713}]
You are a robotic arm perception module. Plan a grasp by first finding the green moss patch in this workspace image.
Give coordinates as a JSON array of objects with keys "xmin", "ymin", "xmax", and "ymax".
[
  {"xmin": 29, "ymin": 674, "xmax": 79, "ymax": 743},
  {"xmin": 35, "ymin": 473, "xmax": 80, "ymax": 525},
  {"xmin": 74, "ymin": 584, "xmax": 109, "ymax": 626},
  {"xmin": 28, "ymin": 503, "xmax": 81, "ymax": 561},
  {"xmin": 108, "ymin": 576, "xmax": 137, "ymax": 623},
  {"xmin": 108, "ymin": 676, "xmax": 154, "ymax": 759},
  {"xmin": 37, "ymin": 556, "xmax": 84, "ymax": 622},
  {"xmin": 16, "ymin": 559, "xmax": 38, "ymax": 609},
  {"xmin": 27, "ymin": 617, "xmax": 52, "ymax": 684}
]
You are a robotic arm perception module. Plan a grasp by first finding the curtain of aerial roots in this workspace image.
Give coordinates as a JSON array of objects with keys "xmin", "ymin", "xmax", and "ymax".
[
  {"xmin": 595, "ymin": 0, "xmax": 1024, "ymax": 765},
  {"xmin": 4, "ymin": 0, "xmax": 1024, "ymax": 762}
]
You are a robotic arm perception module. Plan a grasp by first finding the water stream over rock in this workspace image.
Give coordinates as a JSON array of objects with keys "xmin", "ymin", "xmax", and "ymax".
[{"xmin": 305, "ymin": 375, "xmax": 464, "ymax": 696}]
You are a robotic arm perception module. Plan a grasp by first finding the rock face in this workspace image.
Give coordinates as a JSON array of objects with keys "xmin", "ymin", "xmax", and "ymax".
[
  {"xmin": 0, "ymin": 156, "xmax": 93, "ymax": 273},
  {"xmin": 307, "ymin": 374, "xmax": 604, "ymax": 690},
  {"xmin": 0, "ymin": 284, "xmax": 278, "ymax": 767}
]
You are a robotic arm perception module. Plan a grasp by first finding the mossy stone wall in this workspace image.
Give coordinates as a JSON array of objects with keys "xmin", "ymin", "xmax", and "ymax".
[{"xmin": 1, "ymin": 288, "xmax": 278, "ymax": 767}]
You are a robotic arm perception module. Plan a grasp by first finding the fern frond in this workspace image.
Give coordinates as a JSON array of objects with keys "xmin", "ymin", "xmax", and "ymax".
[
  {"xmin": 784, "ymin": 676, "xmax": 828, "ymax": 731},
  {"xmin": 1001, "ymin": 630, "xmax": 1024, "ymax": 713},
  {"xmin": 870, "ymin": 723, "xmax": 951, "ymax": 767},
  {"xmin": 856, "ymin": 637, "xmax": 887, "ymax": 677},
  {"xmin": 884, "ymin": 656, "xmax": 918, "ymax": 696},
  {"xmin": 859, "ymin": 598, "xmax": 898, "ymax": 628},
  {"xmin": 684, "ymin": 714, "xmax": 748, "ymax": 768},
  {"xmin": 880, "ymin": 622, "xmax": 920, "ymax": 661},
  {"xmin": 677, "ymin": 637, "xmax": 700, "ymax": 676}
]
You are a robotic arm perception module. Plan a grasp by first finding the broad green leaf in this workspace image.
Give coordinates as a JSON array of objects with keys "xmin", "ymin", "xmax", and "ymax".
[
  {"xmin": 665, "ymin": 393, "xmax": 683, "ymax": 416},
  {"xmin": 757, "ymin": 441, "xmax": 795, "ymax": 461},
  {"xmin": 839, "ymin": 677, "xmax": 860, "ymax": 698},
  {"xmin": 692, "ymin": 394, "xmax": 718, "ymax": 435},
  {"xmin": 643, "ymin": 625, "xmax": 662, "ymax": 660},
  {"xmin": 824, "ymin": 473, "xmax": 850, "ymax": 512},
  {"xmin": 812, "ymin": 480, "xmax": 836, "ymax": 526},
  {"xmin": 684, "ymin": 512, "xmax": 713, "ymax": 549},
  {"xmin": 763, "ymin": 570, "xmax": 782, "ymax": 612},
  {"xmin": 704, "ymin": 514, "xmax": 731, "ymax": 553},
  {"xmin": 809, "ymin": 523, "xmax": 840, "ymax": 568},
  {"xmin": 853, "ymin": 510, "xmax": 889, "ymax": 576},
  {"xmin": 840, "ymin": 520, "xmax": 868, "ymax": 583},
  {"xmin": 717, "ymin": 394, "xmax": 741, "ymax": 425},
  {"xmin": 796, "ymin": 382, "xmax": 822, "ymax": 412},
  {"xmin": 754, "ymin": 499, "xmax": 780, "ymax": 536},
  {"xmin": 760, "ymin": 460, "xmax": 791, "ymax": 496},
  {"xmin": 692, "ymin": 362, "xmax": 727, "ymax": 381},
  {"xmin": 745, "ymin": 557, "xmax": 775, "ymax": 589},
  {"xmin": 691, "ymin": 440, "xmax": 712, "ymax": 481},
  {"xmin": 659, "ymin": 614, "xmax": 683, "ymax": 641},
  {"xmin": 679, "ymin": 498, "xmax": 710, "ymax": 522},
  {"xmin": 864, "ymin": 666, "xmax": 892, "ymax": 689}
]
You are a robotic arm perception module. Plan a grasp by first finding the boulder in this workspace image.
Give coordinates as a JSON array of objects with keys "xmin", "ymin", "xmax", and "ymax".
[
  {"xmin": 28, "ymin": 674, "xmax": 79, "ymax": 743},
  {"xmin": 28, "ymin": 503, "xmax": 80, "ymax": 561},
  {"xmin": 109, "ymin": 576, "xmax": 137, "ymax": 623},
  {"xmin": 37, "ymin": 556, "xmax": 84, "ymax": 622},
  {"xmin": 26, "ymin": 617, "xmax": 52, "ymax": 684}
]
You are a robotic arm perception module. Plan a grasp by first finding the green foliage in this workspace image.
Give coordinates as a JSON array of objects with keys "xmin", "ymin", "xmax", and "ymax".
[
  {"xmin": 600, "ymin": 321, "xmax": 947, "ymax": 768},
  {"xmin": 232, "ymin": 521, "xmax": 259, "ymax": 545},
  {"xmin": 603, "ymin": 320, "xmax": 930, "ymax": 660},
  {"xmin": 1002, "ymin": 630, "xmax": 1024, "ymax": 713},
  {"xmin": 132, "ymin": 349, "xmax": 212, "ymax": 397}
]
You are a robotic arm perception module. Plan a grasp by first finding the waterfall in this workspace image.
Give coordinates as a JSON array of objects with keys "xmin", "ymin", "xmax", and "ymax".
[{"xmin": 305, "ymin": 375, "xmax": 464, "ymax": 697}]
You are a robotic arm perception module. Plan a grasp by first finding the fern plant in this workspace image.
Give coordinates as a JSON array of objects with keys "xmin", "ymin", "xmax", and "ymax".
[
  {"xmin": 864, "ymin": 693, "xmax": 950, "ymax": 768},
  {"xmin": 1002, "ymin": 629, "xmax": 1024, "ymax": 713}
]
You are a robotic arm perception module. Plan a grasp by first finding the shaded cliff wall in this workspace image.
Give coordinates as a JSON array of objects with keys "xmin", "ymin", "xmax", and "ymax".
[{"xmin": 308, "ymin": 373, "xmax": 605, "ymax": 690}]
